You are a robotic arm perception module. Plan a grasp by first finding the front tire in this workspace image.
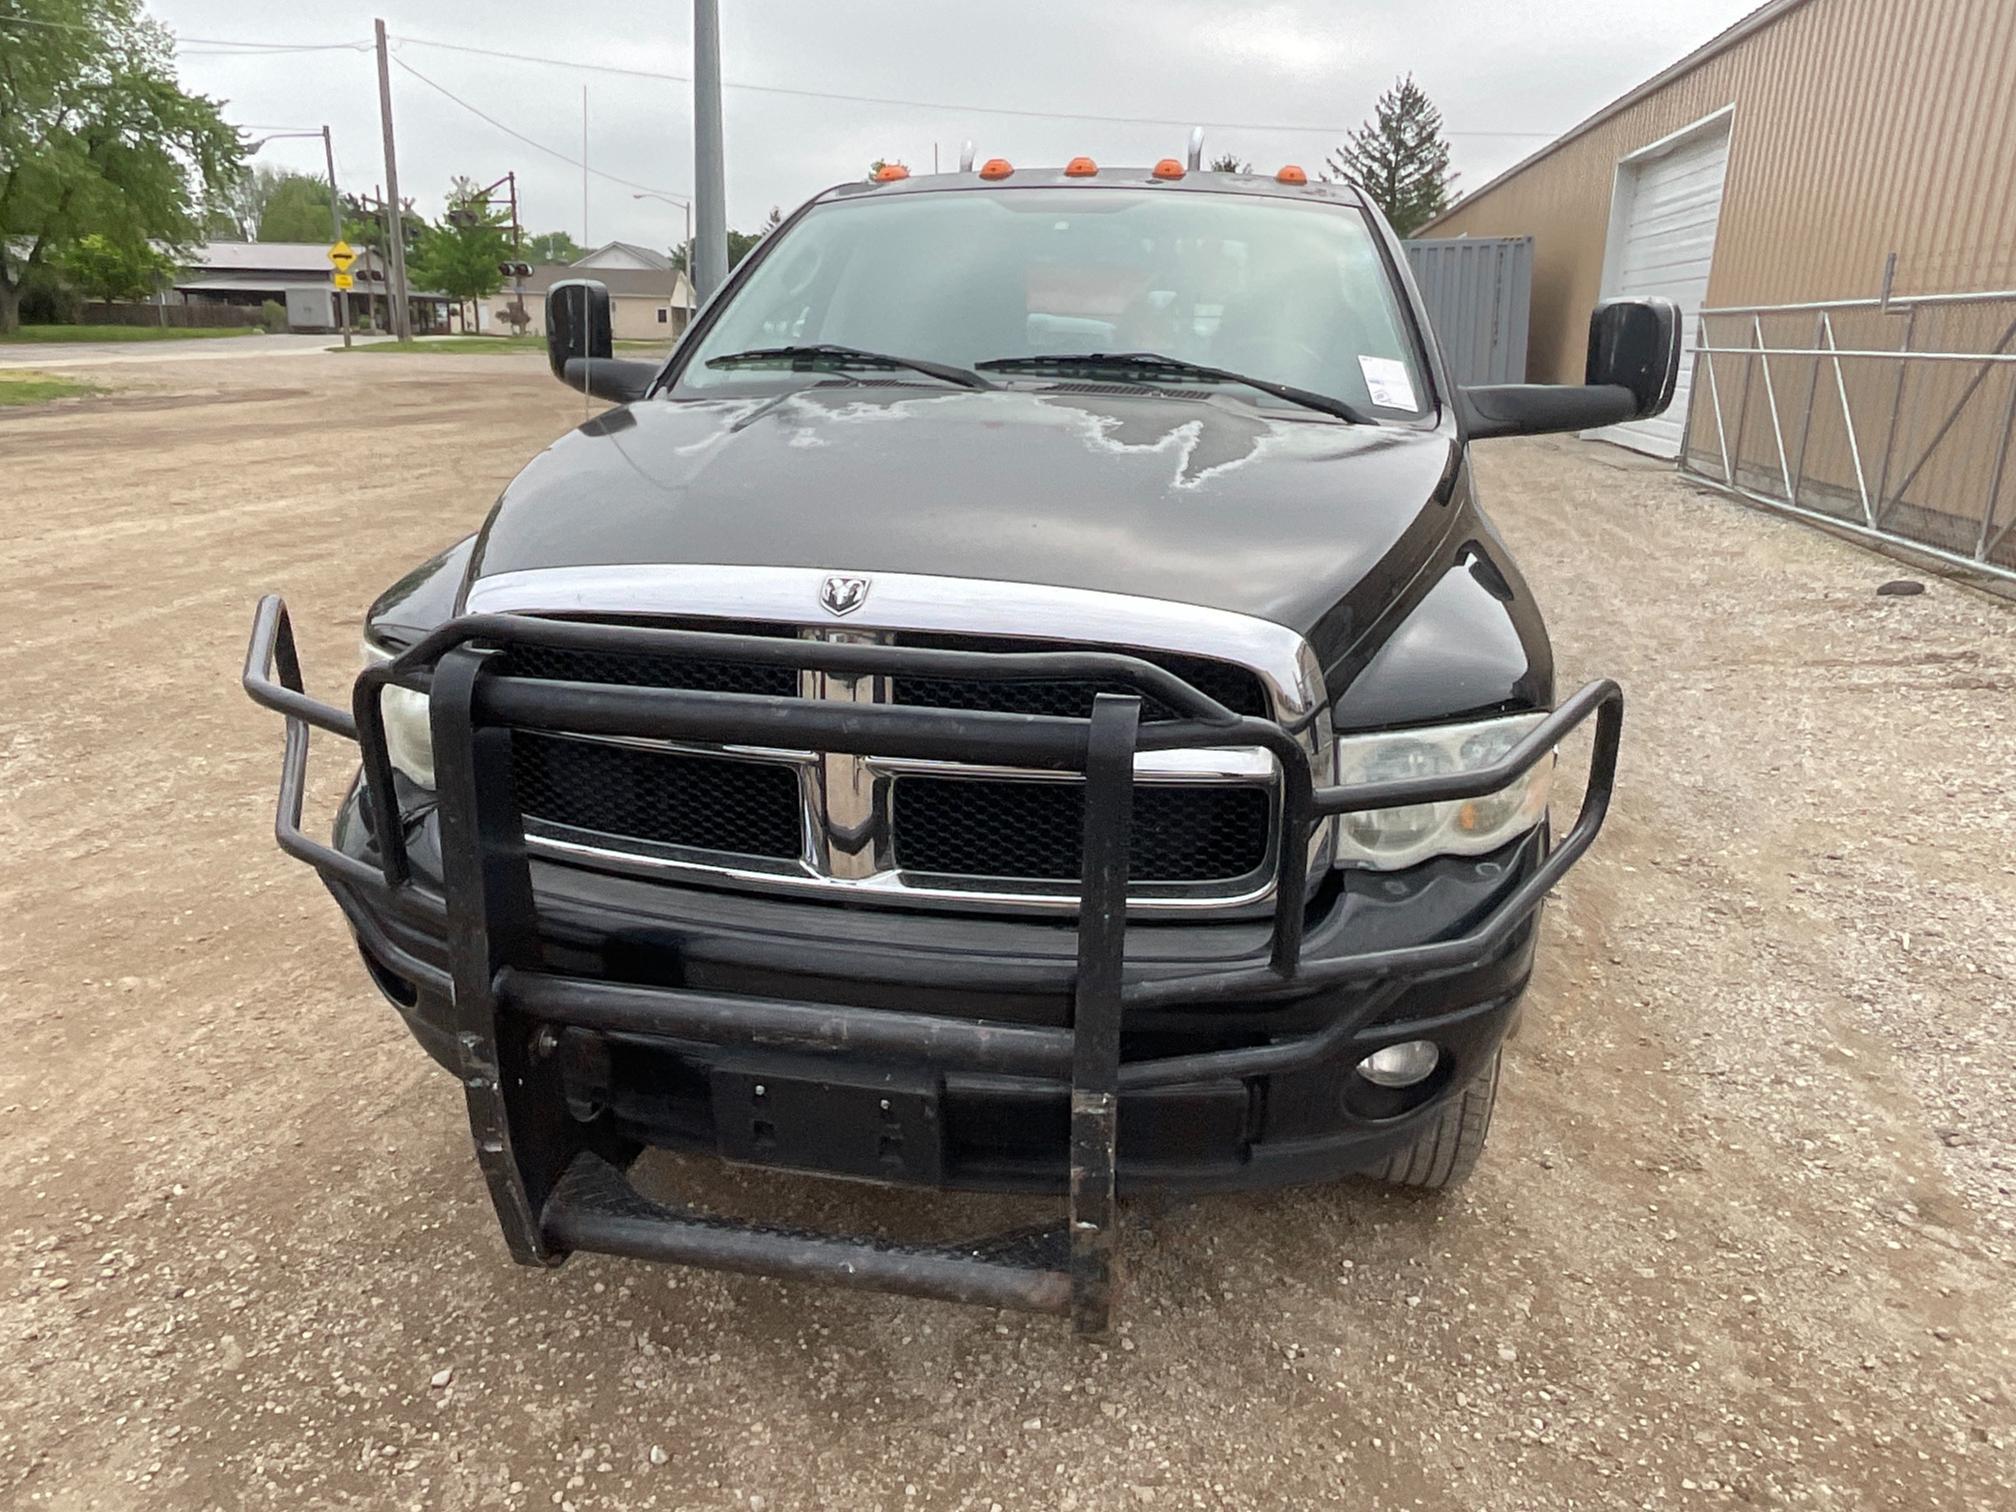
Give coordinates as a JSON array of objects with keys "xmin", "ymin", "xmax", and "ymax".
[{"xmin": 1368, "ymin": 1052, "xmax": 1500, "ymax": 1190}]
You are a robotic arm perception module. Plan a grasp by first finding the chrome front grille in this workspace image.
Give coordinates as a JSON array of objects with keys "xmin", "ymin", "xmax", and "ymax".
[{"xmin": 463, "ymin": 567, "xmax": 1332, "ymax": 914}]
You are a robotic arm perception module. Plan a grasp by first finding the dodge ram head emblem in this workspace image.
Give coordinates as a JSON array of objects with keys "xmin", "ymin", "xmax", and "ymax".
[{"xmin": 819, "ymin": 574, "xmax": 870, "ymax": 616}]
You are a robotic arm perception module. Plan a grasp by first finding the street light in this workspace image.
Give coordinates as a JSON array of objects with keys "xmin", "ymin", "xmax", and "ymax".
[
  {"xmin": 631, "ymin": 191, "xmax": 695, "ymax": 320},
  {"xmin": 244, "ymin": 127, "xmax": 351, "ymax": 348}
]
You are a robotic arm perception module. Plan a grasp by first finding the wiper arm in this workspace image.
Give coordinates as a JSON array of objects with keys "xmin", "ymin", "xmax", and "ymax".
[
  {"xmin": 977, "ymin": 351, "xmax": 1374, "ymax": 424},
  {"xmin": 704, "ymin": 344, "xmax": 994, "ymax": 390}
]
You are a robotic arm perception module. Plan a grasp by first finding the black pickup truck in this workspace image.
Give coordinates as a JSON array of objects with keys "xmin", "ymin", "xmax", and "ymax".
[{"xmin": 245, "ymin": 151, "xmax": 1675, "ymax": 1333}]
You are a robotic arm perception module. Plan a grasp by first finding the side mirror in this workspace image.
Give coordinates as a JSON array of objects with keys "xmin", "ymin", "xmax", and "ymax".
[
  {"xmin": 1460, "ymin": 296, "xmax": 1682, "ymax": 440},
  {"xmin": 545, "ymin": 278, "xmax": 657, "ymax": 403},
  {"xmin": 1586, "ymin": 296, "xmax": 1681, "ymax": 417}
]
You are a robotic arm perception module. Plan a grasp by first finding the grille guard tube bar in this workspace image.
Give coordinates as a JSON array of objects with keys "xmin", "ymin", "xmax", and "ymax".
[
  {"xmin": 245, "ymin": 594, "xmax": 1620, "ymax": 1331},
  {"xmin": 243, "ymin": 593, "xmax": 1622, "ymax": 1082}
]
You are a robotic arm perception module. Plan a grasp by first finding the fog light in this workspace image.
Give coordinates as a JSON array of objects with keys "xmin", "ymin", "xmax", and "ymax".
[{"xmin": 1357, "ymin": 1040, "xmax": 1440, "ymax": 1088}]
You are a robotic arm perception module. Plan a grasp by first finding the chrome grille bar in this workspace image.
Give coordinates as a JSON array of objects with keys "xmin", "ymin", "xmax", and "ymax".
[{"xmin": 465, "ymin": 566, "xmax": 1332, "ymax": 913}]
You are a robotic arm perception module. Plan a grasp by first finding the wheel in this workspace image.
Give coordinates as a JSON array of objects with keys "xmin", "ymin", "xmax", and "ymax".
[{"xmin": 1368, "ymin": 1052, "xmax": 1500, "ymax": 1190}]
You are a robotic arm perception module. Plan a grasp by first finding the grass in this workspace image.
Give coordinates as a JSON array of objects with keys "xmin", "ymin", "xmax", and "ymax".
[
  {"xmin": 0, "ymin": 323, "xmax": 259, "ymax": 343},
  {"xmin": 0, "ymin": 371, "xmax": 102, "ymax": 406}
]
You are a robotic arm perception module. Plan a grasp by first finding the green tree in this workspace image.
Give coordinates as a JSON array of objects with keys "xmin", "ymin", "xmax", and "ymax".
[
  {"xmin": 57, "ymin": 231, "xmax": 172, "ymax": 301},
  {"xmin": 669, "ymin": 209, "xmax": 782, "ymax": 275},
  {"xmin": 1325, "ymin": 75, "xmax": 1457, "ymax": 238},
  {"xmin": 0, "ymin": 0, "xmax": 243, "ymax": 331},
  {"xmin": 255, "ymin": 173, "xmax": 334, "ymax": 242},
  {"xmin": 409, "ymin": 181, "xmax": 510, "ymax": 333},
  {"xmin": 206, "ymin": 163, "xmax": 292, "ymax": 242},
  {"xmin": 525, "ymin": 229, "xmax": 583, "ymax": 263}
]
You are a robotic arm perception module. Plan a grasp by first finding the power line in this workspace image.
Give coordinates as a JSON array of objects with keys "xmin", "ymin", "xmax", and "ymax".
[
  {"xmin": 389, "ymin": 55, "xmax": 687, "ymax": 200},
  {"xmin": 1, "ymin": 13, "xmax": 1562, "ymax": 143},
  {"xmin": 389, "ymin": 34, "xmax": 1562, "ymax": 141},
  {"xmin": 0, "ymin": 14, "xmax": 362, "ymax": 49}
]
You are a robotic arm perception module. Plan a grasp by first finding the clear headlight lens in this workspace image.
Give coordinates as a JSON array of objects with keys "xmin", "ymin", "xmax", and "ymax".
[
  {"xmin": 360, "ymin": 638, "xmax": 435, "ymax": 789},
  {"xmin": 1333, "ymin": 712, "xmax": 1552, "ymax": 870}
]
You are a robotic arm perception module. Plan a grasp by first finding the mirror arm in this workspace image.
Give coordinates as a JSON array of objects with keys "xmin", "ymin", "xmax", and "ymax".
[
  {"xmin": 1460, "ymin": 383, "xmax": 1638, "ymax": 440},
  {"xmin": 561, "ymin": 356, "xmax": 658, "ymax": 404}
]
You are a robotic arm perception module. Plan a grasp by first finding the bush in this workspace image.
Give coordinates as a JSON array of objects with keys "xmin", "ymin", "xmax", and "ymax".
[
  {"xmin": 19, "ymin": 268, "xmax": 79, "ymax": 326},
  {"xmin": 260, "ymin": 299, "xmax": 288, "ymax": 333}
]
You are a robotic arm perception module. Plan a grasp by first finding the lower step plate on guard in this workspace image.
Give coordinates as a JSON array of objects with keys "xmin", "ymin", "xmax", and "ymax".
[{"xmin": 711, "ymin": 1055, "xmax": 945, "ymax": 1185}]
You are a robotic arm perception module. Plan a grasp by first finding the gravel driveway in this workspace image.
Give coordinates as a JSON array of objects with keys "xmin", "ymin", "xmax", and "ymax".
[{"xmin": 2, "ymin": 354, "xmax": 2011, "ymax": 1510}]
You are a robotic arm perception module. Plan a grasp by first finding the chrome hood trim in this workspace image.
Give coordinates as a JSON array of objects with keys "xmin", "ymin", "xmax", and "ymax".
[{"xmin": 464, "ymin": 564, "xmax": 1325, "ymax": 717}]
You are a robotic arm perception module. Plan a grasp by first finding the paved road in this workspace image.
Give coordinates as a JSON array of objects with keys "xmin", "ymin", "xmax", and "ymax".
[
  {"xmin": 1, "ymin": 353, "xmax": 2011, "ymax": 1511},
  {"xmin": 0, "ymin": 332, "xmax": 394, "ymax": 368}
]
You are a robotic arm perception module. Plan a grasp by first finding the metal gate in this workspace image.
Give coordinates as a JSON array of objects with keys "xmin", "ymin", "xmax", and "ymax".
[
  {"xmin": 1403, "ymin": 236, "xmax": 1532, "ymax": 386},
  {"xmin": 1681, "ymin": 288, "xmax": 2016, "ymax": 582}
]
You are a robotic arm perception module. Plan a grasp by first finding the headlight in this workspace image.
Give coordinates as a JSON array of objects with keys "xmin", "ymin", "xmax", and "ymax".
[
  {"xmin": 1333, "ymin": 712, "xmax": 1551, "ymax": 870},
  {"xmin": 360, "ymin": 639, "xmax": 436, "ymax": 789}
]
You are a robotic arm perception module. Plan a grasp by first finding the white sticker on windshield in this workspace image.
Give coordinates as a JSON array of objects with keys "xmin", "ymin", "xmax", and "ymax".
[{"xmin": 1358, "ymin": 355, "xmax": 1417, "ymax": 412}]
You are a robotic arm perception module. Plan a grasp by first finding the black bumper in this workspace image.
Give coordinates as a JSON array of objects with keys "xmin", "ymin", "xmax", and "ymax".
[
  {"xmin": 244, "ymin": 596, "xmax": 1621, "ymax": 1331},
  {"xmin": 331, "ymin": 783, "xmax": 1544, "ymax": 1194}
]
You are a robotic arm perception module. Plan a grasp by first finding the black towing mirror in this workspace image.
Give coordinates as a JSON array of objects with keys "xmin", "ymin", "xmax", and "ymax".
[
  {"xmin": 545, "ymin": 278, "xmax": 657, "ymax": 404},
  {"xmin": 1460, "ymin": 296, "xmax": 1682, "ymax": 440}
]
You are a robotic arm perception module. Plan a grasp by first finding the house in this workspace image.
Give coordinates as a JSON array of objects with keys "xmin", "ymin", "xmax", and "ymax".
[
  {"xmin": 171, "ymin": 241, "xmax": 451, "ymax": 333},
  {"xmin": 497, "ymin": 252, "xmax": 697, "ymax": 342},
  {"xmin": 1419, "ymin": 0, "xmax": 2016, "ymax": 574},
  {"xmin": 572, "ymin": 240, "xmax": 676, "ymax": 274}
]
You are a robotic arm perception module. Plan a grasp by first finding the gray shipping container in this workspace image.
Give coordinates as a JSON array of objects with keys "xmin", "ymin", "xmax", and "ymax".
[{"xmin": 1401, "ymin": 235, "xmax": 1533, "ymax": 386}]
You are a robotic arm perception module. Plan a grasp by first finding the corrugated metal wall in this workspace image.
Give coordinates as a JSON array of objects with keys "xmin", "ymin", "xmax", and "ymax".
[
  {"xmin": 1402, "ymin": 236, "xmax": 1533, "ymax": 385},
  {"xmin": 1426, "ymin": 0, "xmax": 2016, "ymax": 384}
]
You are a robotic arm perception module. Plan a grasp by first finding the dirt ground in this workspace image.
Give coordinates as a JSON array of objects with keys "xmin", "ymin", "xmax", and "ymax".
[{"xmin": 2, "ymin": 352, "xmax": 2012, "ymax": 1511}]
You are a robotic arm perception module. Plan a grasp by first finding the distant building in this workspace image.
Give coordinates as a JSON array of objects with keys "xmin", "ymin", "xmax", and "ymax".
[
  {"xmin": 571, "ymin": 240, "xmax": 677, "ymax": 274},
  {"xmin": 170, "ymin": 241, "xmax": 450, "ymax": 333},
  {"xmin": 499, "ymin": 248, "xmax": 697, "ymax": 342}
]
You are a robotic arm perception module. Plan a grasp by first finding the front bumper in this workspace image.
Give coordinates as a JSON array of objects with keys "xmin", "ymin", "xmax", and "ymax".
[
  {"xmin": 332, "ymin": 782, "xmax": 1545, "ymax": 1193},
  {"xmin": 244, "ymin": 596, "xmax": 1622, "ymax": 1331}
]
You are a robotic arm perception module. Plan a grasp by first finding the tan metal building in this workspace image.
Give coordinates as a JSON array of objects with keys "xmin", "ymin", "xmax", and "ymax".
[{"xmin": 1422, "ymin": 0, "xmax": 2016, "ymax": 574}]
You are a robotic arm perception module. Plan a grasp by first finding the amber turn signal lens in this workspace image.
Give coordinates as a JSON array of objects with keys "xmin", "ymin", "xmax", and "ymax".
[
  {"xmin": 1064, "ymin": 156, "xmax": 1098, "ymax": 177},
  {"xmin": 978, "ymin": 158, "xmax": 1014, "ymax": 180},
  {"xmin": 873, "ymin": 163, "xmax": 910, "ymax": 182},
  {"xmin": 1152, "ymin": 158, "xmax": 1185, "ymax": 180},
  {"xmin": 1276, "ymin": 164, "xmax": 1308, "ymax": 185}
]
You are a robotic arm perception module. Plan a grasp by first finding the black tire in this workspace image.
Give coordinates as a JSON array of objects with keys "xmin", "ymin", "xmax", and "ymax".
[{"xmin": 1369, "ymin": 1053, "xmax": 1500, "ymax": 1190}]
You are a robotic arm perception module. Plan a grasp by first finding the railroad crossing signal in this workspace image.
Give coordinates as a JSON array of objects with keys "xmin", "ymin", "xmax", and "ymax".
[
  {"xmin": 332, "ymin": 272, "xmax": 355, "ymax": 291},
  {"xmin": 327, "ymin": 240, "xmax": 358, "ymax": 273}
]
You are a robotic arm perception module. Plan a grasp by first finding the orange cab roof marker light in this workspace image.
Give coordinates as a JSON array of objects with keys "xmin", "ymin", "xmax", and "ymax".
[
  {"xmin": 1276, "ymin": 164, "xmax": 1308, "ymax": 185},
  {"xmin": 979, "ymin": 158, "xmax": 1014, "ymax": 180},
  {"xmin": 1152, "ymin": 158, "xmax": 1185, "ymax": 180},
  {"xmin": 1064, "ymin": 156, "xmax": 1098, "ymax": 177},
  {"xmin": 873, "ymin": 163, "xmax": 910, "ymax": 182}
]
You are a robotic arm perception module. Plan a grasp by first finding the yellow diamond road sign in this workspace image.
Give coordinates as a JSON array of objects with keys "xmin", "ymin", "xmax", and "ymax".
[
  {"xmin": 332, "ymin": 271, "xmax": 355, "ymax": 291},
  {"xmin": 327, "ymin": 240, "xmax": 357, "ymax": 272}
]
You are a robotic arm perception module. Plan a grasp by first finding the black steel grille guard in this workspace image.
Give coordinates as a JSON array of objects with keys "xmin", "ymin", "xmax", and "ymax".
[{"xmin": 242, "ymin": 595, "xmax": 1622, "ymax": 1334}]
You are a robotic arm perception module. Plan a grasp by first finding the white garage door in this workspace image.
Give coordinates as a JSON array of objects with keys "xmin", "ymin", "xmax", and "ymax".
[{"xmin": 1593, "ymin": 114, "xmax": 1732, "ymax": 457}]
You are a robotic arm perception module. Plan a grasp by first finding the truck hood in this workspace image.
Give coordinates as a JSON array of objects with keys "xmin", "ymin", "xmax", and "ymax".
[{"xmin": 465, "ymin": 385, "xmax": 1461, "ymax": 642}]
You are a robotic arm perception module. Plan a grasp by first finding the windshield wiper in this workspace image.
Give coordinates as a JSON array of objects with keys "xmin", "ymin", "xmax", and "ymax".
[
  {"xmin": 705, "ymin": 344, "xmax": 994, "ymax": 390},
  {"xmin": 976, "ymin": 351, "xmax": 1374, "ymax": 424}
]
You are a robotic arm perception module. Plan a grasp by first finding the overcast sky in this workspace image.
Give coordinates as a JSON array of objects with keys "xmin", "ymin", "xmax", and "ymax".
[{"xmin": 152, "ymin": 0, "xmax": 1762, "ymax": 251}]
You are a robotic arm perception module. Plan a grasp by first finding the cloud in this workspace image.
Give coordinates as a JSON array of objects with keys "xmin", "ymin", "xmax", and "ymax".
[{"xmin": 159, "ymin": 0, "xmax": 1760, "ymax": 250}]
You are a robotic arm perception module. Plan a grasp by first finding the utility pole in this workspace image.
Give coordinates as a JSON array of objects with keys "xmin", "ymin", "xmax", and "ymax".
[
  {"xmin": 374, "ymin": 18, "xmax": 413, "ymax": 341},
  {"xmin": 321, "ymin": 126, "xmax": 351, "ymax": 349},
  {"xmin": 508, "ymin": 170, "xmax": 525, "ymax": 336},
  {"xmin": 692, "ymin": 0, "xmax": 728, "ymax": 302}
]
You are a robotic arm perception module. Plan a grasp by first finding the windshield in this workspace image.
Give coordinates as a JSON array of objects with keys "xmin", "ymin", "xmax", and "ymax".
[{"xmin": 675, "ymin": 187, "xmax": 1430, "ymax": 418}]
